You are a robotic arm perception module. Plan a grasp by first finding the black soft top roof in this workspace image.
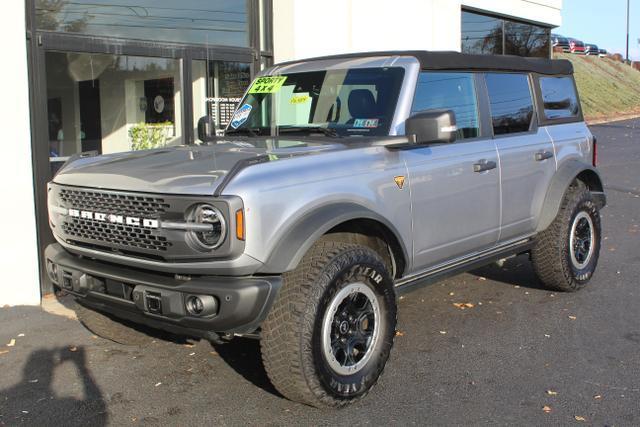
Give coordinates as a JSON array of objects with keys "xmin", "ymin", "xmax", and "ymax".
[{"xmin": 277, "ymin": 50, "xmax": 573, "ymax": 76}]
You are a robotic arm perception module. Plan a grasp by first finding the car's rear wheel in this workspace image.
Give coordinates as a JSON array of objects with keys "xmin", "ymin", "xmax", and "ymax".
[
  {"xmin": 260, "ymin": 240, "xmax": 397, "ymax": 407},
  {"xmin": 532, "ymin": 181, "xmax": 602, "ymax": 292}
]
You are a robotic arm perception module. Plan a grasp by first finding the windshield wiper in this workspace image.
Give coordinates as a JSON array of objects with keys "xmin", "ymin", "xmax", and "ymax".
[
  {"xmin": 277, "ymin": 126, "xmax": 340, "ymax": 138},
  {"xmin": 225, "ymin": 127, "xmax": 260, "ymax": 137}
]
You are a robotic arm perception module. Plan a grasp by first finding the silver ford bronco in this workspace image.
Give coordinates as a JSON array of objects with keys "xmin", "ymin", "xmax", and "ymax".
[{"xmin": 45, "ymin": 51, "xmax": 605, "ymax": 407}]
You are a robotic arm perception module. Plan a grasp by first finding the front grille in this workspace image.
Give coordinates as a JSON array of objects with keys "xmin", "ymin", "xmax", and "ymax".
[
  {"xmin": 62, "ymin": 219, "xmax": 171, "ymax": 251},
  {"xmin": 59, "ymin": 188, "xmax": 170, "ymax": 218},
  {"xmin": 57, "ymin": 187, "xmax": 172, "ymax": 253}
]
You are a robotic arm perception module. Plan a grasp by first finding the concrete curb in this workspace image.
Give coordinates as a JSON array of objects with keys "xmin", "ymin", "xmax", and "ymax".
[
  {"xmin": 41, "ymin": 294, "xmax": 77, "ymax": 320},
  {"xmin": 587, "ymin": 113, "xmax": 640, "ymax": 125}
]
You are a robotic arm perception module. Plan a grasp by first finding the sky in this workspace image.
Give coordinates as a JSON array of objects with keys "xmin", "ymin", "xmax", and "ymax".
[{"xmin": 556, "ymin": 0, "xmax": 639, "ymax": 60}]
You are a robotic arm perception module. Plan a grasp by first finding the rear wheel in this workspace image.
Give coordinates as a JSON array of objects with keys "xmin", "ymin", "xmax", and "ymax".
[
  {"xmin": 260, "ymin": 240, "xmax": 397, "ymax": 407},
  {"xmin": 532, "ymin": 181, "xmax": 601, "ymax": 292}
]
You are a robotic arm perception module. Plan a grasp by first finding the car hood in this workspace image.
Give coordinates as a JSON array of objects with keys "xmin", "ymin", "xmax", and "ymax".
[{"xmin": 53, "ymin": 138, "xmax": 346, "ymax": 195}]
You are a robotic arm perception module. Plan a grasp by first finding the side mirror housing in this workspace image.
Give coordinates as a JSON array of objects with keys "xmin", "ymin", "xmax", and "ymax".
[
  {"xmin": 405, "ymin": 109, "xmax": 457, "ymax": 144},
  {"xmin": 197, "ymin": 116, "xmax": 216, "ymax": 142}
]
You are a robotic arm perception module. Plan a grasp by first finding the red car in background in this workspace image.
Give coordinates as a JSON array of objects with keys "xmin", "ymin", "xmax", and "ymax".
[{"xmin": 568, "ymin": 38, "xmax": 586, "ymax": 54}]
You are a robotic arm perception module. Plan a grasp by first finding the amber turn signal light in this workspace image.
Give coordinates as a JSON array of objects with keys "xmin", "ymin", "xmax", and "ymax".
[{"xmin": 235, "ymin": 209, "xmax": 245, "ymax": 241}]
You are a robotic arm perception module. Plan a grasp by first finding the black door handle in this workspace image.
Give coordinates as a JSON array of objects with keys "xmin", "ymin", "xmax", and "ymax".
[
  {"xmin": 473, "ymin": 159, "xmax": 497, "ymax": 173},
  {"xmin": 535, "ymin": 150, "xmax": 554, "ymax": 161}
]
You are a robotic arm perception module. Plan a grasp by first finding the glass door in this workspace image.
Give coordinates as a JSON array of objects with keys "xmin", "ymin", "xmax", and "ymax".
[
  {"xmin": 192, "ymin": 60, "xmax": 252, "ymax": 140},
  {"xmin": 45, "ymin": 52, "xmax": 184, "ymax": 175}
]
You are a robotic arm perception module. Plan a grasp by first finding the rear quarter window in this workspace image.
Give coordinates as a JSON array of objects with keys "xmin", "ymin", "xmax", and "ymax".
[{"xmin": 539, "ymin": 76, "xmax": 580, "ymax": 120}]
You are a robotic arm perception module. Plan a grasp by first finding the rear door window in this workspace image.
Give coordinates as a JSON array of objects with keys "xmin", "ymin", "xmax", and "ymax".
[
  {"xmin": 411, "ymin": 72, "xmax": 480, "ymax": 139},
  {"xmin": 485, "ymin": 73, "xmax": 534, "ymax": 135},
  {"xmin": 539, "ymin": 76, "xmax": 580, "ymax": 120}
]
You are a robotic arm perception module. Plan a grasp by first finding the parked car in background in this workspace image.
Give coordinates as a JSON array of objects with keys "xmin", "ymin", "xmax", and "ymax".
[
  {"xmin": 568, "ymin": 38, "xmax": 586, "ymax": 54},
  {"xmin": 552, "ymin": 34, "xmax": 571, "ymax": 52},
  {"xmin": 598, "ymin": 48, "xmax": 608, "ymax": 58},
  {"xmin": 585, "ymin": 44, "xmax": 599, "ymax": 56}
]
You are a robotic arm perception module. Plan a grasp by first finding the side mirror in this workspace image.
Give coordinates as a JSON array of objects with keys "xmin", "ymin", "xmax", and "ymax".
[
  {"xmin": 197, "ymin": 116, "xmax": 216, "ymax": 142},
  {"xmin": 405, "ymin": 109, "xmax": 457, "ymax": 144}
]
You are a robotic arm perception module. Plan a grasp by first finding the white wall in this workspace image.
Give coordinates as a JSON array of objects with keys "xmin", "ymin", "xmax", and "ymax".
[
  {"xmin": 0, "ymin": 2, "xmax": 41, "ymax": 306},
  {"xmin": 273, "ymin": 0, "xmax": 562, "ymax": 62}
]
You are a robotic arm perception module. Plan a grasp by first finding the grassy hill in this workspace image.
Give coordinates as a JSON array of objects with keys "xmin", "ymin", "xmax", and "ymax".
[{"xmin": 554, "ymin": 53, "xmax": 640, "ymax": 122}]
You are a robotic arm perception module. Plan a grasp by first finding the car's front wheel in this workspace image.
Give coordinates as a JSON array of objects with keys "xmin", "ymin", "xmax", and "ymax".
[
  {"xmin": 260, "ymin": 239, "xmax": 397, "ymax": 407},
  {"xmin": 532, "ymin": 181, "xmax": 602, "ymax": 292}
]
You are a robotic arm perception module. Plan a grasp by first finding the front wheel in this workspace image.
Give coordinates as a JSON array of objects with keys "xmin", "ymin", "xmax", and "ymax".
[
  {"xmin": 532, "ymin": 181, "xmax": 602, "ymax": 292},
  {"xmin": 260, "ymin": 240, "xmax": 397, "ymax": 408}
]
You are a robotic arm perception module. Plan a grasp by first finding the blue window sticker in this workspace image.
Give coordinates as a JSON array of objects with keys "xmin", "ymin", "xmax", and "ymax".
[
  {"xmin": 230, "ymin": 104, "xmax": 252, "ymax": 129},
  {"xmin": 353, "ymin": 118, "xmax": 379, "ymax": 128}
]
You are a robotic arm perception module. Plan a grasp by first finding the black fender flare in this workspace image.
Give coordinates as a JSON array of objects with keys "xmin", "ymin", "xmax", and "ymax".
[
  {"xmin": 536, "ymin": 160, "xmax": 606, "ymax": 232},
  {"xmin": 258, "ymin": 202, "xmax": 409, "ymax": 274}
]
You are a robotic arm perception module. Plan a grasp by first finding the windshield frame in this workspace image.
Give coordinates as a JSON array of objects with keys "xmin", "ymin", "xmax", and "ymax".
[{"xmin": 225, "ymin": 56, "xmax": 420, "ymax": 138}]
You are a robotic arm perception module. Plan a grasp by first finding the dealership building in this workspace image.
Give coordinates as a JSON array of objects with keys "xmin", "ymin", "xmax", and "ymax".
[{"xmin": 2, "ymin": 0, "xmax": 562, "ymax": 305}]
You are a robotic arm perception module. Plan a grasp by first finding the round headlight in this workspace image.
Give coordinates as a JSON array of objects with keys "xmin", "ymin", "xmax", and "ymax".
[{"xmin": 187, "ymin": 204, "xmax": 226, "ymax": 251}]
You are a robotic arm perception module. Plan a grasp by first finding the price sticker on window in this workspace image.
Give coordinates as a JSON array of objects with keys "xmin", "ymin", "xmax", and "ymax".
[{"xmin": 248, "ymin": 76, "xmax": 288, "ymax": 94}]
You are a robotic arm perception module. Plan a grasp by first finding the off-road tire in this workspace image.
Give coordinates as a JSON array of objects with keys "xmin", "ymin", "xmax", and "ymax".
[
  {"xmin": 73, "ymin": 301, "xmax": 155, "ymax": 345},
  {"xmin": 260, "ymin": 240, "xmax": 397, "ymax": 408},
  {"xmin": 532, "ymin": 181, "xmax": 601, "ymax": 292}
]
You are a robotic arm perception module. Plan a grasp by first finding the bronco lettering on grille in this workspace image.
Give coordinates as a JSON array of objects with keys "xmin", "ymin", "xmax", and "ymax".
[{"xmin": 68, "ymin": 208, "xmax": 159, "ymax": 229}]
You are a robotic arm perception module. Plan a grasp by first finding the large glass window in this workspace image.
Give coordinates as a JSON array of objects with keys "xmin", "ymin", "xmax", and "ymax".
[
  {"xmin": 226, "ymin": 68, "xmax": 405, "ymax": 137},
  {"xmin": 192, "ymin": 60, "xmax": 252, "ymax": 139},
  {"xmin": 539, "ymin": 77, "xmax": 580, "ymax": 120},
  {"xmin": 45, "ymin": 51, "xmax": 182, "ymax": 174},
  {"xmin": 461, "ymin": 11, "xmax": 503, "ymax": 55},
  {"xmin": 485, "ymin": 73, "xmax": 534, "ymax": 135},
  {"xmin": 35, "ymin": 0, "xmax": 249, "ymax": 47},
  {"xmin": 462, "ymin": 10, "xmax": 550, "ymax": 58},
  {"xmin": 411, "ymin": 72, "xmax": 480, "ymax": 139}
]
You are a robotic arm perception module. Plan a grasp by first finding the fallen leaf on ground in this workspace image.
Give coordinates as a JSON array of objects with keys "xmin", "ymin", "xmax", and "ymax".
[
  {"xmin": 542, "ymin": 405, "xmax": 552, "ymax": 413},
  {"xmin": 439, "ymin": 331, "xmax": 447, "ymax": 335},
  {"xmin": 189, "ymin": 352, "xmax": 195, "ymax": 356},
  {"xmin": 395, "ymin": 330, "xmax": 405, "ymax": 337},
  {"xmin": 155, "ymin": 382, "xmax": 162, "ymax": 387},
  {"xmin": 546, "ymin": 390, "xmax": 558, "ymax": 395},
  {"xmin": 68, "ymin": 346, "xmax": 78, "ymax": 352},
  {"xmin": 568, "ymin": 315, "xmax": 577, "ymax": 320},
  {"xmin": 594, "ymin": 394, "xmax": 602, "ymax": 399},
  {"xmin": 449, "ymin": 292, "xmax": 455, "ymax": 296},
  {"xmin": 544, "ymin": 334, "xmax": 551, "ymax": 338},
  {"xmin": 28, "ymin": 379, "xmax": 38, "ymax": 383},
  {"xmin": 574, "ymin": 416, "xmax": 586, "ymax": 421},
  {"xmin": 7, "ymin": 339, "xmax": 15, "ymax": 347},
  {"xmin": 18, "ymin": 333, "xmax": 25, "ymax": 337},
  {"xmin": 477, "ymin": 277, "xmax": 487, "ymax": 281},
  {"xmin": 453, "ymin": 303, "xmax": 475, "ymax": 309}
]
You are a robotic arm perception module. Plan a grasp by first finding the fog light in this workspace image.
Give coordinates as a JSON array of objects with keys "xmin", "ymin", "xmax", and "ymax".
[
  {"xmin": 184, "ymin": 294, "xmax": 218, "ymax": 317},
  {"xmin": 186, "ymin": 296, "xmax": 204, "ymax": 315}
]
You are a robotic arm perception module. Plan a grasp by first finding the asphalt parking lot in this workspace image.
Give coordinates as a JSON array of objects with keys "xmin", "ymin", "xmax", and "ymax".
[{"xmin": 1, "ymin": 119, "xmax": 639, "ymax": 426}]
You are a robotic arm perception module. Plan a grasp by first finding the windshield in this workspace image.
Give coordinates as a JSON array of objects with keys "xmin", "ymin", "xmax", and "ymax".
[{"xmin": 226, "ymin": 67, "xmax": 405, "ymax": 137}]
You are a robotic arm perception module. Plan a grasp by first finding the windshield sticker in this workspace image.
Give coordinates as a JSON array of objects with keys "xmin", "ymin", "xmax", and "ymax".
[
  {"xmin": 229, "ymin": 104, "xmax": 252, "ymax": 129},
  {"xmin": 289, "ymin": 95, "xmax": 310, "ymax": 104},
  {"xmin": 353, "ymin": 119, "xmax": 379, "ymax": 128},
  {"xmin": 248, "ymin": 76, "xmax": 288, "ymax": 94}
]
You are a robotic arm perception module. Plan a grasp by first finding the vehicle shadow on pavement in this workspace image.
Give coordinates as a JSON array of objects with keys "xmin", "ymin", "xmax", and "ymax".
[
  {"xmin": 0, "ymin": 346, "xmax": 107, "ymax": 425},
  {"xmin": 211, "ymin": 338, "xmax": 282, "ymax": 398},
  {"xmin": 469, "ymin": 255, "xmax": 547, "ymax": 290}
]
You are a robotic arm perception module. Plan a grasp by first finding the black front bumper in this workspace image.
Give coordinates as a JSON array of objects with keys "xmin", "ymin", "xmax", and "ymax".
[{"xmin": 44, "ymin": 244, "xmax": 282, "ymax": 339}]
